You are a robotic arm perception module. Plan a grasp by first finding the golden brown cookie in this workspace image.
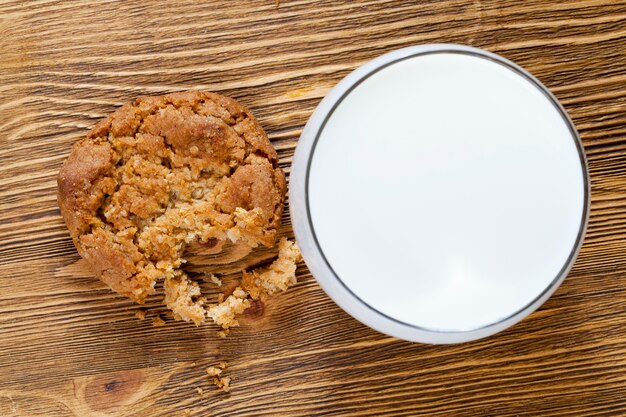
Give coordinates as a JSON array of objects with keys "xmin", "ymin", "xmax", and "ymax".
[{"xmin": 58, "ymin": 91, "xmax": 286, "ymax": 324}]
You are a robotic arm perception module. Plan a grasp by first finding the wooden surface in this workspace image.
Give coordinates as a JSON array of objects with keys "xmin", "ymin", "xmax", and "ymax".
[{"xmin": 1, "ymin": 0, "xmax": 626, "ymax": 415}]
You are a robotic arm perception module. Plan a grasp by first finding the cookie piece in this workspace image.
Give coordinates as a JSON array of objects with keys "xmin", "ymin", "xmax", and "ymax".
[
  {"xmin": 58, "ymin": 91, "xmax": 286, "ymax": 323},
  {"xmin": 206, "ymin": 238, "xmax": 302, "ymax": 329}
]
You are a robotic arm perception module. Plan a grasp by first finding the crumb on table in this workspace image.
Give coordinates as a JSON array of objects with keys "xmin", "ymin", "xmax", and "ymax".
[
  {"xmin": 214, "ymin": 376, "xmax": 231, "ymax": 392},
  {"xmin": 241, "ymin": 238, "xmax": 302, "ymax": 299},
  {"xmin": 152, "ymin": 314, "xmax": 166, "ymax": 327},
  {"xmin": 206, "ymin": 366, "xmax": 222, "ymax": 376},
  {"xmin": 206, "ymin": 288, "xmax": 250, "ymax": 329},
  {"xmin": 209, "ymin": 274, "xmax": 222, "ymax": 287},
  {"xmin": 207, "ymin": 361, "xmax": 231, "ymax": 392}
]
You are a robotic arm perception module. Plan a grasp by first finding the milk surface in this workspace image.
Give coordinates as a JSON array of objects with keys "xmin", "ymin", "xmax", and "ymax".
[{"xmin": 308, "ymin": 52, "xmax": 585, "ymax": 331}]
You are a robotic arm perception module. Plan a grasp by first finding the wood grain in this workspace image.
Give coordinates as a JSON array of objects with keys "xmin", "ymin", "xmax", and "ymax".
[{"xmin": 1, "ymin": 0, "xmax": 626, "ymax": 416}]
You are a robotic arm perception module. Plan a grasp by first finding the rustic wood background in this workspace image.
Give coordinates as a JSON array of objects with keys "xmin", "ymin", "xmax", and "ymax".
[{"xmin": 1, "ymin": 0, "xmax": 626, "ymax": 416}]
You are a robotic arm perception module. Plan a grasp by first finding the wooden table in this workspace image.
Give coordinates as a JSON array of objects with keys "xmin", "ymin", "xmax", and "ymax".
[{"xmin": 1, "ymin": 1, "xmax": 626, "ymax": 416}]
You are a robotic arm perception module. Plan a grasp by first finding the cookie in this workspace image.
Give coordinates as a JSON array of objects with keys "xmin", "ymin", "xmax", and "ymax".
[{"xmin": 58, "ymin": 91, "xmax": 286, "ymax": 324}]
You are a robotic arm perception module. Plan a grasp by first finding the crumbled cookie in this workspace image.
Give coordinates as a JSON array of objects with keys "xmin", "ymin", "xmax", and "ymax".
[
  {"xmin": 207, "ymin": 361, "xmax": 231, "ymax": 393},
  {"xmin": 241, "ymin": 238, "xmax": 302, "ymax": 299},
  {"xmin": 135, "ymin": 309, "xmax": 146, "ymax": 320},
  {"xmin": 207, "ymin": 238, "xmax": 302, "ymax": 330},
  {"xmin": 57, "ymin": 91, "xmax": 286, "ymax": 324},
  {"xmin": 206, "ymin": 366, "xmax": 222, "ymax": 377},
  {"xmin": 215, "ymin": 376, "xmax": 231, "ymax": 393},
  {"xmin": 206, "ymin": 288, "xmax": 251, "ymax": 329},
  {"xmin": 208, "ymin": 274, "xmax": 222, "ymax": 287}
]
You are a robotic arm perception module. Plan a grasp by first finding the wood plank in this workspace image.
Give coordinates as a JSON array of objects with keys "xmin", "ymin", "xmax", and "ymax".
[{"xmin": 1, "ymin": 0, "xmax": 626, "ymax": 416}]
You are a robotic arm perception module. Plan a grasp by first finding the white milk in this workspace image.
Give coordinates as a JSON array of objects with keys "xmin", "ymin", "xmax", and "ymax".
[{"xmin": 307, "ymin": 52, "xmax": 585, "ymax": 331}]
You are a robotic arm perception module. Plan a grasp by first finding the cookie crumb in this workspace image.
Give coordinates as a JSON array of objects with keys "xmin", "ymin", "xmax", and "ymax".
[
  {"xmin": 217, "ymin": 329, "xmax": 229, "ymax": 338},
  {"xmin": 241, "ymin": 238, "xmax": 302, "ymax": 299},
  {"xmin": 152, "ymin": 314, "xmax": 166, "ymax": 327},
  {"xmin": 209, "ymin": 274, "xmax": 222, "ymax": 287},
  {"xmin": 211, "ymin": 375, "xmax": 231, "ymax": 393},
  {"xmin": 205, "ymin": 238, "xmax": 302, "ymax": 333},
  {"xmin": 206, "ymin": 366, "xmax": 222, "ymax": 377},
  {"xmin": 207, "ymin": 361, "xmax": 231, "ymax": 392},
  {"xmin": 216, "ymin": 376, "xmax": 231, "ymax": 392},
  {"xmin": 196, "ymin": 386, "xmax": 210, "ymax": 400},
  {"xmin": 206, "ymin": 288, "xmax": 251, "ymax": 329},
  {"xmin": 135, "ymin": 309, "xmax": 146, "ymax": 320}
]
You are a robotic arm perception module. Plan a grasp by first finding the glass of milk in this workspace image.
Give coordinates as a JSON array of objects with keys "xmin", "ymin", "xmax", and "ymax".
[{"xmin": 290, "ymin": 44, "xmax": 589, "ymax": 344}]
